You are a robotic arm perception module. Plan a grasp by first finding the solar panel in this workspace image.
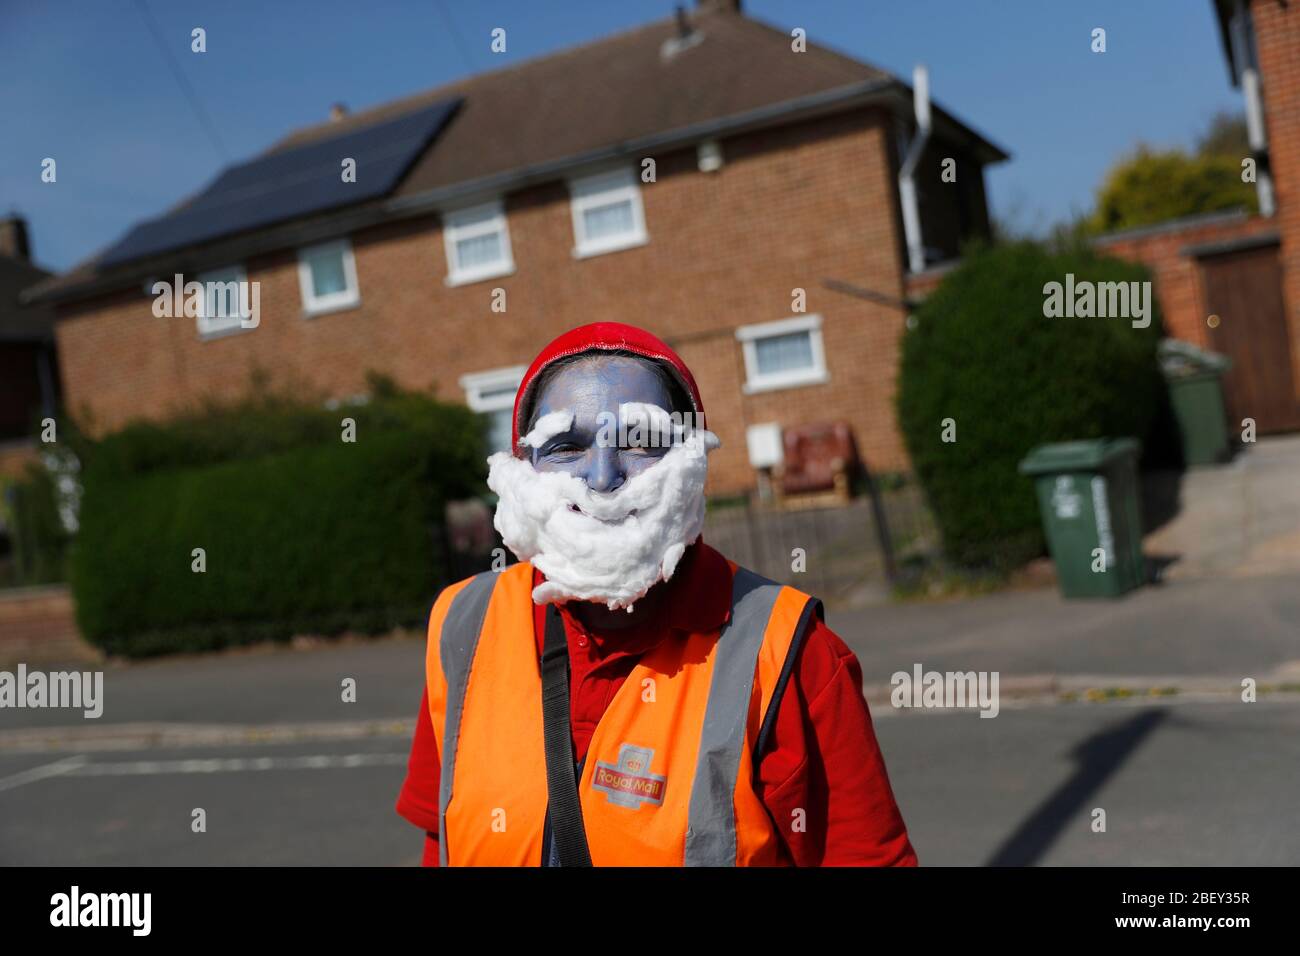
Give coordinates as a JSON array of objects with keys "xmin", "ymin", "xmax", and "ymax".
[{"xmin": 98, "ymin": 98, "xmax": 461, "ymax": 268}]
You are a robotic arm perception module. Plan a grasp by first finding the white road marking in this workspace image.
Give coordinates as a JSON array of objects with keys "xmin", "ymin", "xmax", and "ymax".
[
  {"xmin": 0, "ymin": 755, "xmax": 88, "ymax": 792},
  {"xmin": 0, "ymin": 718, "xmax": 416, "ymax": 754},
  {"xmin": 64, "ymin": 752, "xmax": 408, "ymax": 776}
]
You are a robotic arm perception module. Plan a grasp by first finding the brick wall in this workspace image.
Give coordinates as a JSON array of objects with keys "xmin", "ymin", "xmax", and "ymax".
[
  {"xmin": 0, "ymin": 585, "xmax": 95, "ymax": 668},
  {"xmin": 903, "ymin": 260, "xmax": 958, "ymax": 303},
  {"xmin": 1252, "ymin": 0, "xmax": 1300, "ymax": 397},
  {"xmin": 1094, "ymin": 212, "xmax": 1277, "ymax": 347},
  {"xmin": 0, "ymin": 439, "xmax": 40, "ymax": 479},
  {"xmin": 55, "ymin": 108, "xmax": 935, "ymax": 495}
]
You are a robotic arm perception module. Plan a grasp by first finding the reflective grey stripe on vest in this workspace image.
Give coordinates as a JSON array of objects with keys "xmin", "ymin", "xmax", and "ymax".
[
  {"xmin": 684, "ymin": 566, "xmax": 789, "ymax": 867},
  {"xmin": 436, "ymin": 571, "xmax": 498, "ymax": 868}
]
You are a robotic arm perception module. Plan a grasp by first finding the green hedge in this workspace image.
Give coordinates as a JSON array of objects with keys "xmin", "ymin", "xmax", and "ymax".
[
  {"xmin": 69, "ymin": 385, "xmax": 485, "ymax": 657},
  {"xmin": 896, "ymin": 241, "xmax": 1165, "ymax": 569}
]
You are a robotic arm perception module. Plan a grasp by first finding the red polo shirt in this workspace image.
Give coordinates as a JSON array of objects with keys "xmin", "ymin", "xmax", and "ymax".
[{"xmin": 395, "ymin": 541, "xmax": 916, "ymax": 867}]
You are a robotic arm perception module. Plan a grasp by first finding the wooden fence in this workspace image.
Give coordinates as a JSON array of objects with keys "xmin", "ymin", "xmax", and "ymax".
[{"xmin": 703, "ymin": 483, "xmax": 938, "ymax": 606}]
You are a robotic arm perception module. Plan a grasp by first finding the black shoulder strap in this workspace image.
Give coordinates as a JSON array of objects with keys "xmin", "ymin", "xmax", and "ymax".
[
  {"xmin": 753, "ymin": 596, "xmax": 822, "ymax": 762},
  {"xmin": 539, "ymin": 604, "xmax": 593, "ymax": 867}
]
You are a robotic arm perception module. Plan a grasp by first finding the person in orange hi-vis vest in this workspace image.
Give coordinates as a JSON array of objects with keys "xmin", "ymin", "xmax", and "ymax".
[{"xmin": 396, "ymin": 321, "xmax": 916, "ymax": 867}]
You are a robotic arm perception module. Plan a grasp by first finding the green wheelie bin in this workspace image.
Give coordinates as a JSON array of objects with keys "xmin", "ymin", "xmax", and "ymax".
[
  {"xmin": 1017, "ymin": 438, "xmax": 1145, "ymax": 599},
  {"xmin": 1158, "ymin": 338, "xmax": 1233, "ymax": 466}
]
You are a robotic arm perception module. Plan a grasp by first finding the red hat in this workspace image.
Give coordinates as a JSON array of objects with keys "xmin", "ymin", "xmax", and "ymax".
[{"xmin": 512, "ymin": 322, "xmax": 704, "ymax": 455}]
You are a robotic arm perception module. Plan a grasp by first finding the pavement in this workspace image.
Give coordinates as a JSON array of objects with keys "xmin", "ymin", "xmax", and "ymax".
[
  {"xmin": 836, "ymin": 571, "xmax": 1300, "ymax": 689},
  {"xmin": 1144, "ymin": 433, "xmax": 1300, "ymax": 580},
  {"xmin": 1, "ymin": 438, "xmax": 1297, "ymax": 866}
]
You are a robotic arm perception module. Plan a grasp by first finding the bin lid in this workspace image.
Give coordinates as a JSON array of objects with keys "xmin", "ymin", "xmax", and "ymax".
[
  {"xmin": 1017, "ymin": 437, "xmax": 1141, "ymax": 474},
  {"xmin": 1158, "ymin": 338, "xmax": 1232, "ymax": 378}
]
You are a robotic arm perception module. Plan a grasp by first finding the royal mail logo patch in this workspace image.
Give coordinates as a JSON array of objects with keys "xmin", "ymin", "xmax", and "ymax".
[{"xmin": 592, "ymin": 743, "xmax": 666, "ymax": 809}]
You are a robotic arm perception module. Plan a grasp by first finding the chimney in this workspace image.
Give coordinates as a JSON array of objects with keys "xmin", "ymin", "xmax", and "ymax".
[
  {"xmin": 330, "ymin": 102, "xmax": 349, "ymax": 122},
  {"xmin": 0, "ymin": 216, "xmax": 30, "ymax": 261},
  {"xmin": 663, "ymin": 4, "xmax": 706, "ymax": 59},
  {"xmin": 675, "ymin": 4, "xmax": 691, "ymax": 38},
  {"xmin": 695, "ymin": 0, "xmax": 742, "ymax": 13}
]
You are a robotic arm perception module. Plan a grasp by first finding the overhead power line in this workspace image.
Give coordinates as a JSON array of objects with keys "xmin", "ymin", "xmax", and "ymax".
[
  {"xmin": 433, "ymin": 0, "xmax": 478, "ymax": 75},
  {"xmin": 132, "ymin": 0, "xmax": 229, "ymax": 162}
]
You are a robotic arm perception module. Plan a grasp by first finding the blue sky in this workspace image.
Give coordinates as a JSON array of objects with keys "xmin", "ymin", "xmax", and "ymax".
[{"xmin": 1, "ymin": 0, "xmax": 1241, "ymax": 272}]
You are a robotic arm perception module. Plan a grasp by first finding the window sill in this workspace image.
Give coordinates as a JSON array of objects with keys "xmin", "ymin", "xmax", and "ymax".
[
  {"xmin": 741, "ymin": 371, "xmax": 830, "ymax": 395},
  {"xmin": 444, "ymin": 264, "xmax": 516, "ymax": 287},
  {"xmin": 302, "ymin": 296, "xmax": 362, "ymax": 319},
  {"xmin": 198, "ymin": 322, "xmax": 257, "ymax": 342},
  {"xmin": 572, "ymin": 233, "xmax": 649, "ymax": 260}
]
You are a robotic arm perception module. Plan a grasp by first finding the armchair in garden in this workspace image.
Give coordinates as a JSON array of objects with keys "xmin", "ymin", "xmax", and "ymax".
[{"xmin": 773, "ymin": 421, "xmax": 858, "ymax": 508}]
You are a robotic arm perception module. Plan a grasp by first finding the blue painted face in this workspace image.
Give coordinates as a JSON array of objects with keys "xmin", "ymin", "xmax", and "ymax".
[{"xmin": 529, "ymin": 356, "xmax": 675, "ymax": 492}]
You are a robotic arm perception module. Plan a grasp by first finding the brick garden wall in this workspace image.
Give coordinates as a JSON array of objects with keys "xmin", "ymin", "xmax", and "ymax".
[
  {"xmin": 1094, "ymin": 211, "xmax": 1277, "ymax": 348},
  {"xmin": 0, "ymin": 585, "xmax": 94, "ymax": 668}
]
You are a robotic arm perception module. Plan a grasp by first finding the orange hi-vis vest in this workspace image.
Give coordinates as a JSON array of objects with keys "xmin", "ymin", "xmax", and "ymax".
[{"xmin": 425, "ymin": 560, "xmax": 820, "ymax": 866}]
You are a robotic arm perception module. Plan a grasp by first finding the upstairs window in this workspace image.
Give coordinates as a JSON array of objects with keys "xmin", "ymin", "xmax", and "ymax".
[
  {"xmin": 736, "ymin": 315, "xmax": 829, "ymax": 394},
  {"xmin": 443, "ymin": 201, "xmax": 515, "ymax": 286},
  {"xmin": 297, "ymin": 239, "xmax": 360, "ymax": 316},
  {"xmin": 569, "ymin": 168, "xmax": 648, "ymax": 258}
]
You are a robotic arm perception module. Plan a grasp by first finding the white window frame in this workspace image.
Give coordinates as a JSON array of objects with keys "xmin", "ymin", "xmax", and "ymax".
[
  {"xmin": 460, "ymin": 365, "xmax": 527, "ymax": 452},
  {"xmin": 297, "ymin": 238, "xmax": 360, "ymax": 316},
  {"xmin": 736, "ymin": 314, "xmax": 829, "ymax": 394},
  {"xmin": 568, "ymin": 167, "xmax": 648, "ymax": 259},
  {"xmin": 195, "ymin": 264, "xmax": 251, "ymax": 340},
  {"xmin": 443, "ymin": 200, "xmax": 515, "ymax": 286}
]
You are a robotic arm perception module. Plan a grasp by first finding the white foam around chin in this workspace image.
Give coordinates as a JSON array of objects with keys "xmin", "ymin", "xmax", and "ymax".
[{"xmin": 486, "ymin": 429, "xmax": 719, "ymax": 610}]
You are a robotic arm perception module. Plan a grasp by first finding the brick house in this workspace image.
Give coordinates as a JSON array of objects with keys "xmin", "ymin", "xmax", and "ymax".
[
  {"xmin": 1096, "ymin": 1, "xmax": 1300, "ymax": 435},
  {"xmin": 0, "ymin": 216, "xmax": 61, "ymax": 480},
  {"xmin": 24, "ymin": 0, "xmax": 1007, "ymax": 495}
]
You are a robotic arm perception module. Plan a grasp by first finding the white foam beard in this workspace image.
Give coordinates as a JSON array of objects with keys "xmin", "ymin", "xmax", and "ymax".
[{"xmin": 486, "ymin": 417, "xmax": 720, "ymax": 611}]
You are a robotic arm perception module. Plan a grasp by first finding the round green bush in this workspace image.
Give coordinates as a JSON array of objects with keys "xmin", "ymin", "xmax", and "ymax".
[{"xmin": 896, "ymin": 241, "xmax": 1165, "ymax": 568}]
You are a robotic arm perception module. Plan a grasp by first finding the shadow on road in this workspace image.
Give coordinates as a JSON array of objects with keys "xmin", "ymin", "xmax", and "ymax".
[{"xmin": 984, "ymin": 708, "xmax": 1168, "ymax": 866}]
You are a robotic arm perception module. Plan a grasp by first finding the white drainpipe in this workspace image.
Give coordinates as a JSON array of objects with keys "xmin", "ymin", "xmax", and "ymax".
[
  {"xmin": 1242, "ymin": 67, "xmax": 1275, "ymax": 216},
  {"xmin": 898, "ymin": 65, "xmax": 931, "ymax": 274},
  {"xmin": 1232, "ymin": 0, "xmax": 1275, "ymax": 216}
]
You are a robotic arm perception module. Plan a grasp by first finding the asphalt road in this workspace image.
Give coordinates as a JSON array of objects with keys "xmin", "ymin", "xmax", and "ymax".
[
  {"xmin": 882, "ymin": 696, "xmax": 1300, "ymax": 866},
  {"xmin": 2, "ymin": 695, "xmax": 1297, "ymax": 866},
  {"xmin": 6, "ymin": 572, "xmax": 1297, "ymax": 735},
  {"xmin": 2, "ymin": 572, "xmax": 1297, "ymax": 866},
  {"xmin": 0, "ymin": 738, "xmax": 420, "ymax": 866}
]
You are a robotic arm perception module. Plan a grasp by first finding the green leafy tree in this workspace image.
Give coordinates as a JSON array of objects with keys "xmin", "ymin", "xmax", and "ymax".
[
  {"xmin": 1196, "ymin": 111, "xmax": 1250, "ymax": 158},
  {"xmin": 1087, "ymin": 145, "xmax": 1256, "ymax": 234}
]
